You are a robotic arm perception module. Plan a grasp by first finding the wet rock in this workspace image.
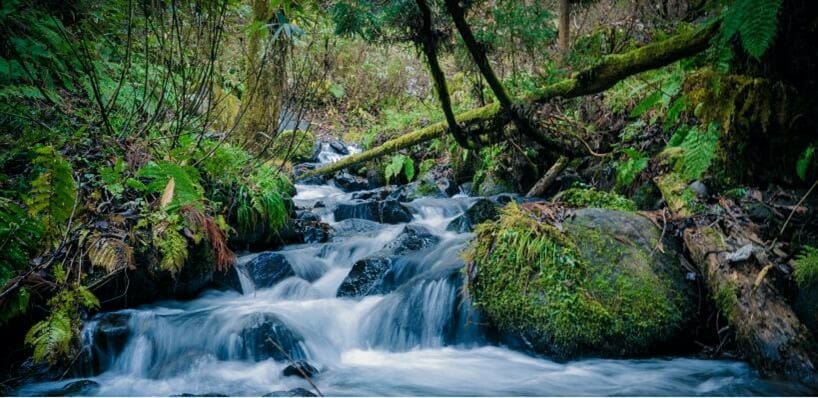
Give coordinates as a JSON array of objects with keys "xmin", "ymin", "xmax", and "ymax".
[
  {"xmin": 333, "ymin": 200, "xmax": 412, "ymax": 224},
  {"xmin": 44, "ymin": 380, "xmax": 100, "ymax": 396},
  {"xmin": 379, "ymin": 200, "xmax": 413, "ymax": 224},
  {"xmin": 296, "ymin": 211, "xmax": 329, "ymax": 244},
  {"xmin": 437, "ymin": 177, "xmax": 460, "ymax": 197},
  {"xmin": 337, "ymin": 256, "xmax": 393, "ymax": 297},
  {"xmin": 295, "ymin": 175, "xmax": 326, "ymax": 186},
  {"xmin": 477, "ymin": 173, "xmax": 515, "ymax": 196},
  {"xmin": 329, "ymin": 139, "xmax": 349, "ymax": 155},
  {"xmin": 366, "ymin": 168, "xmax": 386, "ymax": 189},
  {"xmin": 239, "ymin": 313, "xmax": 305, "ymax": 362},
  {"xmin": 446, "ymin": 198, "xmax": 499, "ymax": 233},
  {"xmin": 331, "ymin": 219, "xmax": 382, "ymax": 237},
  {"xmin": 263, "ymin": 388, "xmax": 317, "ymax": 397},
  {"xmin": 489, "ymin": 193, "xmax": 522, "ymax": 205},
  {"xmin": 313, "ymin": 201, "xmax": 325, "ymax": 209},
  {"xmin": 337, "ymin": 226, "xmax": 439, "ymax": 297},
  {"xmin": 211, "ymin": 266, "xmax": 244, "ymax": 293},
  {"xmin": 245, "ymin": 253, "xmax": 296, "ymax": 289},
  {"xmin": 85, "ymin": 312, "xmax": 131, "ymax": 374},
  {"xmin": 333, "ymin": 171, "xmax": 369, "ymax": 192},
  {"xmin": 282, "ymin": 361, "xmax": 319, "ymax": 378},
  {"xmin": 688, "ymin": 180, "xmax": 709, "ymax": 197}
]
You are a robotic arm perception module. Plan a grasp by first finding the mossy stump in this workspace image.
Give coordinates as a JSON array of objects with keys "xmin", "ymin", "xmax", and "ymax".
[{"xmin": 466, "ymin": 203, "xmax": 695, "ymax": 358}]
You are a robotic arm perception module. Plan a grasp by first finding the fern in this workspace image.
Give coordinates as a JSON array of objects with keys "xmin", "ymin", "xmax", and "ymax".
[
  {"xmin": 722, "ymin": 0, "xmax": 783, "ymax": 60},
  {"xmin": 86, "ymin": 233, "xmax": 134, "ymax": 273},
  {"xmin": 25, "ymin": 285, "xmax": 99, "ymax": 364},
  {"xmin": 26, "ymin": 146, "xmax": 77, "ymax": 243},
  {"xmin": 138, "ymin": 161, "xmax": 204, "ymax": 208},
  {"xmin": 675, "ymin": 123, "xmax": 720, "ymax": 181},
  {"xmin": 0, "ymin": 199, "xmax": 42, "ymax": 324},
  {"xmin": 794, "ymin": 246, "xmax": 818, "ymax": 288},
  {"xmin": 616, "ymin": 148, "xmax": 649, "ymax": 188},
  {"xmin": 154, "ymin": 224, "xmax": 189, "ymax": 274},
  {"xmin": 384, "ymin": 154, "xmax": 415, "ymax": 184},
  {"xmin": 98, "ymin": 157, "xmax": 128, "ymax": 197}
]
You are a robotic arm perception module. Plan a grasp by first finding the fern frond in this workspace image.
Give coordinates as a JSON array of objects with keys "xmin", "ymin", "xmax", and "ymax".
[
  {"xmin": 794, "ymin": 246, "xmax": 818, "ymax": 288},
  {"xmin": 25, "ymin": 310, "xmax": 71, "ymax": 364},
  {"xmin": 722, "ymin": 0, "xmax": 782, "ymax": 60},
  {"xmin": 678, "ymin": 123, "xmax": 720, "ymax": 180},
  {"xmin": 138, "ymin": 161, "xmax": 204, "ymax": 208},
  {"xmin": 26, "ymin": 146, "xmax": 77, "ymax": 243},
  {"xmin": 153, "ymin": 224, "xmax": 189, "ymax": 275},
  {"xmin": 87, "ymin": 233, "xmax": 134, "ymax": 273}
]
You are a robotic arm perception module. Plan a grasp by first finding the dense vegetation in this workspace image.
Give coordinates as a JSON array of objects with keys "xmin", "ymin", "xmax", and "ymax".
[{"xmin": 1, "ymin": 0, "xmax": 818, "ymax": 391}]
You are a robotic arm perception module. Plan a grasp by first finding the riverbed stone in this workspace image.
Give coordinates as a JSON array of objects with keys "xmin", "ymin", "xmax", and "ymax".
[
  {"xmin": 239, "ymin": 313, "xmax": 305, "ymax": 362},
  {"xmin": 245, "ymin": 253, "xmax": 296, "ymax": 289},
  {"xmin": 263, "ymin": 388, "xmax": 317, "ymax": 397},
  {"xmin": 282, "ymin": 361, "xmax": 319, "ymax": 378},
  {"xmin": 44, "ymin": 380, "xmax": 100, "ymax": 397},
  {"xmin": 446, "ymin": 198, "xmax": 499, "ymax": 233},
  {"xmin": 467, "ymin": 204, "xmax": 696, "ymax": 359},
  {"xmin": 333, "ymin": 171, "xmax": 368, "ymax": 192},
  {"xmin": 333, "ymin": 200, "xmax": 413, "ymax": 224}
]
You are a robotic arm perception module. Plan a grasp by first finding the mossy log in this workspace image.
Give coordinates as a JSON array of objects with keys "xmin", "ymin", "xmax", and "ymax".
[
  {"xmin": 683, "ymin": 225, "xmax": 818, "ymax": 384},
  {"xmin": 303, "ymin": 23, "xmax": 717, "ymax": 178}
]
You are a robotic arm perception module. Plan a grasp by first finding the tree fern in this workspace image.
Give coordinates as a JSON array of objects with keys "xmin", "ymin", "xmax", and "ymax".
[
  {"xmin": 722, "ymin": 0, "xmax": 783, "ymax": 60},
  {"xmin": 26, "ymin": 146, "xmax": 77, "ymax": 243}
]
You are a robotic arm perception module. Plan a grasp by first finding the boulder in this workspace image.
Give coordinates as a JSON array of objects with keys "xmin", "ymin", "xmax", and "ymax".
[
  {"xmin": 333, "ymin": 200, "xmax": 412, "ymax": 224},
  {"xmin": 333, "ymin": 171, "xmax": 369, "ymax": 192},
  {"xmin": 244, "ymin": 253, "xmax": 296, "ymax": 289},
  {"xmin": 467, "ymin": 204, "xmax": 696, "ymax": 359},
  {"xmin": 476, "ymin": 173, "xmax": 514, "ymax": 196},
  {"xmin": 446, "ymin": 198, "xmax": 499, "ymax": 233},
  {"xmin": 282, "ymin": 361, "xmax": 319, "ymax": 379},
  {"xmin": 329, "ymin": 139, "xmax": 349, "ymax": 155},
  {"xmin": 337, "ymin": 226, "xmax": 439, "ymax": 297},
  {"xmin": 239, "ymin": 313, "xmax": 305, "ymax": 362}
]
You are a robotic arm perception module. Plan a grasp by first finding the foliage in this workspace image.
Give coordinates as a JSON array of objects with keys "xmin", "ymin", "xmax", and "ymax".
[
  {"xmin": 662, "ymin": 123, "xmax": 721, "ymax": 181},
  {"xmin": 796, "ymin": 145, "xmax": 815, "ymax": 181},
  {"xmin": 27, "ymin": 146, "xmax": 77, "ymax": 243},
  {"xmin": 384, "ymin": 154, "xmax": 415, "ymax": 184},
  {"xmin": 616, "ymin": 148, "xmax": 649, "ymax": 188},
  {"xmin": 558, "ymin": 186, "xmax": 637, "ymax": 211},
  {"xmin": 25, "ymin": 281, "xmax": 99, "ymax": 364},
  {"xmin": 98, "ymin": 158, "xmax": 128, "ymax": 198},
  {"xmin": 794, "ymin": 246, "xmax": 818, "ymax": 289},
  {"xmin": 721, "ymin": 0, "xmax": 782, "ymax": 60},
  {"xmin": 0, "ymin": 199, "xmax": 43, "ymax": 324},
  {"xmin": 138, "ymin": 161, "xmax": 204, "ymax": 209}
]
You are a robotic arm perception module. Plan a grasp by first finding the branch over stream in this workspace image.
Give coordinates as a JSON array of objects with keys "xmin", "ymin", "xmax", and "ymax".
[{"xmin": 302, "ymin": 23, "xmax": 717, "ymax": 177}]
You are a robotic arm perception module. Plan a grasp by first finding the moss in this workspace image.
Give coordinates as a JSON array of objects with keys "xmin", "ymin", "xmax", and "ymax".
[
  {"xmin": 714, "ymin": 278, "xmax": 739, "ymax": 321},
  {"xmin": 557, "ymin": 186, "xmax": 636, "ymax": 211},
  {"xmin": 466, "ymin": 204, "xmax": 691, "ymax": 358},
  {"xmin": 271, "ymin": 130, "xmax": 316, "ymax": 162},
  {"xmin": 210, "ymin": 85, "xmax": 241, "ymax": 132}
]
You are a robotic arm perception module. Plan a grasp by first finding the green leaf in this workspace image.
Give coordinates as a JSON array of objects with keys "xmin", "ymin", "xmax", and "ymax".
[
  {"xmin": 796, "ymin": 145, "xmax": 815, "ymax": 181},
  {"xmin": 630, "ymin": 90, "xmax": 662, "ymax": 118},
  {"xmin": 402, "ymin": 156, "xmax": 415, "ymax": 181}
]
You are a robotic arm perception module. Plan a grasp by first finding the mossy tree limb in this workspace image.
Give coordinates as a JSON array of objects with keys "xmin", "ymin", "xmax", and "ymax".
[
  {"xmin": 303, "ymin": 23, "xmax": 717, "ymax": 177},
  {"xmin": 683, "ymin": 225, "xmax": 818, "ymax": 383}
]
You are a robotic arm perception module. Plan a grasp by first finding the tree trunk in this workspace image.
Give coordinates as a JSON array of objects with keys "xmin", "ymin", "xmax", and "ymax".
[
  {"xmin": 525, "ymin": 156, "xmax": 569, "ymax": 198},
  {"xmin": 241, "ymin": 0, "xmax": 285, "ymax": 155},
  {"xmin": 301, "ymin": 23, "xmax": 717, "ymax": 177},
  {"xmin": 558, "ymin": 0, "xmax": 570, "ymax": 51},
  {"xmin": 684, "ymin": 224, "xmax": 818, "ymax": 383}
]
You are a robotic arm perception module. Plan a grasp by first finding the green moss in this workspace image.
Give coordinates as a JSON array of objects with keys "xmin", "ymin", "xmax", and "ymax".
[
  {"xmin": 271, "ymin": 130, "xmax": 316, "ymax": 162},
  {"xmin": 714, "ymin": 279, "xmax": 739, "ymax": 320},
  {"xmin": 794, "ymin": 246, "xmax": 818, "ymax": 289},
  {"xmin": 466, "ymin": 204, "xmax": 689, "ymax": 357},
  {"xmin": 557, "ymin": 187, "xmax": 637, "ymax": 211}
]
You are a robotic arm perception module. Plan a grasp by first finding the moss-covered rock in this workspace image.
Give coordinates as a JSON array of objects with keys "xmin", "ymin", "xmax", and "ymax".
[
  {"xmin": 272, "ymin": 130, "xmax": 316, "ymax": 162},
  {"xmin": 466, "ymin": 204, "xmax": 695, "ymax": 358},
  {"xmin": 556, "ymin": 187, "xmax": 637, "ymax": 211}
]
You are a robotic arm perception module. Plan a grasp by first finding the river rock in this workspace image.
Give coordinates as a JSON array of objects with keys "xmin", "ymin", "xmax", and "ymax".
[
  {"xmin": 333, "ymin": 172, "xmax": 369, "ymax": 192},
  {"xmin": 446, "ymin": 198, "xmax": 499, "ymax": 233},
  {"xmin": 44, "ymin": 380, "xmax": 100, "ymax": 397},
  {"xmin": 282, "ymin": 361, "xmax": 319, "ymax": 378},
  {"xmin": 329, "ymin": 139, "xmax": 349, "ymax": 155},
  {"xmin": 337, "ymin": 226, "xmax": 439, "ymax": 297},
  {"xmin": 239, "ymin": 313, "xmax": 305, "ymax": 362},
  {"xmin": 468, "ymin": 205, "xmax": 696, "ymax": 359},
  {"xmin": 263, "ymin": 388, "xmax": 317, "ymax": 397},
  {"xmin": 333, "ymin": 200, "xmax": 413, "ymax": 224},
  {"xmin": 244, "ymin": 253, "xmax": 296, "ymax": 289}
]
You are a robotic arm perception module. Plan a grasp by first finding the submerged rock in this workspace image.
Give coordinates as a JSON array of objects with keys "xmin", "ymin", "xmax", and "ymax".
[
  {"xmin": 263, "ymin": 388, "xmax": 317, "ymax": 397},
  {"xmin": 44, "ymin": 380, "xmax": 100, "ymax": 397},
  {"xmin": 333, "ymin": 171, "xmax": 368, "ymax": 192},
  {"xmin": 333, "ymin": 200, "xmax": 413, "ymax": 224},
  {"xmin": 466, "ymin": 204, "xmax": 695, "ymax": 359},
  {"xmin": 282, "ymin": 361, "xmax": 319, "ymax": 378},
  {"xmin": 239, "ymin": 313, "xmax": 305, "ymax": 362}
]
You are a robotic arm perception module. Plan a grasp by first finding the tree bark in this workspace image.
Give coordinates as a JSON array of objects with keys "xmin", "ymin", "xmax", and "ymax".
[
  {"xmin": 301, "ymin": 23, "xmax": 717, "ymax": 178},
  {"xmin": 684, "ymin": 224, "xmax": 818, "ymax": 384},
  {"xmin": 525, "ymin": 156, "xmax": 569, "ymax": 198},
  {"xmin": 241, "ymin": 0, "xmax": 285, "ymax": 154},
  {"xmin": 559, "ymin": 0, "xmax": 570, "ymax": 51}
]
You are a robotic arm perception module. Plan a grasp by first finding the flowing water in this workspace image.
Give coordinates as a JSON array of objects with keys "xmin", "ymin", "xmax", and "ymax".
[{"xmin": 16, "ymin": 145, "xmax": 812, "ymax": 396}]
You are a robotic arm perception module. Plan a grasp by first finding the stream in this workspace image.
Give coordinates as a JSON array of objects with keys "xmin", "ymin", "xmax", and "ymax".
[{"xmin": 16, "ymin": 144, "xmax": 810, "ymax": 396}]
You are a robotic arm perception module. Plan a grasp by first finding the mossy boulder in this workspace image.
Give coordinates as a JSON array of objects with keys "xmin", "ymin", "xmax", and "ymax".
[
  {"xmin": 272, "ymin": 130, "xmax": 316, "ymax": 162},
  {"xmin": 466, "ymin": 204, "xmax": 695, "ymax": 358}
]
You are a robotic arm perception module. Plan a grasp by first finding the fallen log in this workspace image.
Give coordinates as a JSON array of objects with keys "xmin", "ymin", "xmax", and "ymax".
[
  {"xmin": 525, "ymin": 155, "xmax": 569, "ymax": 198},
  {"xmin": 683, "ymin": 224, "xmax": 818, "ymax": 384},
  {"xmin": 302, "ymin": 23, "xmax": 717, "ymax": 178}
]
